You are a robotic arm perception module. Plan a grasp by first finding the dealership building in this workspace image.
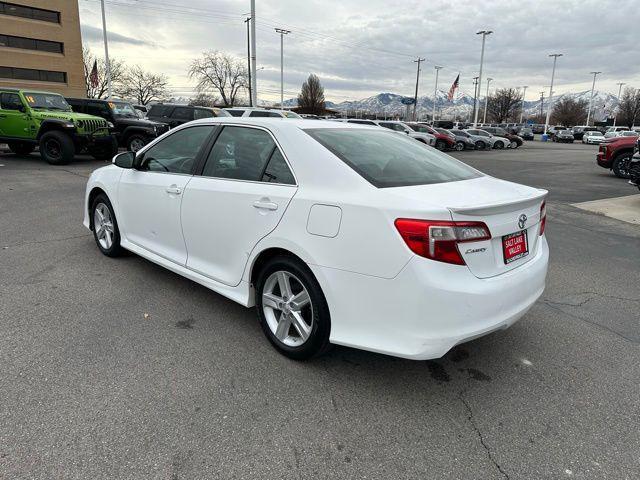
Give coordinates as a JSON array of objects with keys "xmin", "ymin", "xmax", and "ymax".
[{"xmin": 0, "ymin": 0, "xmax": 85, "ymax": 96}]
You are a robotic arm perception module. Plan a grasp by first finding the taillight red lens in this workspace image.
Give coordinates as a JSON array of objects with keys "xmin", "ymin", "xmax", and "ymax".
[
  {"xmin": 394, "ymin": 219, "xmax": 491, "ymax": 265},
  {"xmin": 539, "ymin": 201, "xmax": 546, "ymax": 236}
]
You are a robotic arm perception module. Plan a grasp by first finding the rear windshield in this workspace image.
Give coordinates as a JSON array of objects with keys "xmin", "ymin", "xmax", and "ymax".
[
  {"xmin": 148, "ymin": 105, "xmax": 172, "ymax": 117},
  {"xmin": 304, "ymin": 128, "xmax": 481, "ymax": 188}
]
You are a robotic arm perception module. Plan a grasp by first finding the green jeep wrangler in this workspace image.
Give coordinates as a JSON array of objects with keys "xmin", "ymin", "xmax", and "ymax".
[{"xmin": 0, "ymin": 89, "xmax": 118, "ymax": 165}]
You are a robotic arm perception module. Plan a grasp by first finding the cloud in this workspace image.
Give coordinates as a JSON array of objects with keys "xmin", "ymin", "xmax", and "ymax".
[{"xmin": 81, "ymin": 24, "xmax": 151, "ymax": 47}]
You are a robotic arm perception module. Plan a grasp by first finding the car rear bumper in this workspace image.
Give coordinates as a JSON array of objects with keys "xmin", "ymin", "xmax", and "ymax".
[{"xmin": 313, "ymin": 236, "xmax": 549, "ymax": 360}]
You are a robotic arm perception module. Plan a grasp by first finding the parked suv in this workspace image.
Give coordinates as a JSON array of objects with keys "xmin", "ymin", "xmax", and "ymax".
[
  {"xmin": 0, "ymin": 88, "xmax": 116, "ymax": 164},
  {"xmin": 596, "ymin": 135, "xmax": 637, "ymax": 178},
  {"xmin": 67, "ymin": 98, "xmax": 169, "ymax": 152},
  {"xmin": 147, "ymin": 104, "xmax": 223, "ymax": 128},
  {"xmin": 481, "ymin": 126, "xmax": 523, "ymax": 148}
]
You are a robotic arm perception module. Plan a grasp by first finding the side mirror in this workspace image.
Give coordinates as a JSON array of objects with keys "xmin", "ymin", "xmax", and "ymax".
[{"xmin": 113, "ymin": 151, "xmax": 135, "ymax": 169}]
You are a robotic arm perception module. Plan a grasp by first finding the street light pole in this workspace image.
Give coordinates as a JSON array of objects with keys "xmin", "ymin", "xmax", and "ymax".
[
  {"xmin": 432, "ymin": 65, "xmax": 442, "ymax": 123},
  {"xmin": 613, "ymin": 82, "xmax": 625, "ymax": 127},
  {"xmin": 250, "ymin": 0, "xmax": 257, "ymax": 106},
  {"xmin": 471, "ymin": 76, "xmax": 479, "ymax": 124},
  {"xmin": 99, "ymin": 0, "xmax": 112, "ymax": 98},
  {"xmin": 519, "ymin": 85, "xmax": 528, "ymax": 124},
  {"xmin": 586, "ymin": 71, "xmax": 601, "ymax": 126},
  {"xmin": 245, "ymin": 17, "xmax": 252, "ymax": 106},
  {"xmin": 544, "ymin": 53, "xmax": 562, "ymax": 135},
  {"xmin": 473, "ymin": 30, "xmax": 492, "ymax": 127},
  {"xmin": 412, "ymin": 57, "xmax": 425, "ymax": 121},
  {"xmin": 274, "ymin": 28, "xmax": 291, "ymax": 107},
  {"xmin": 483, "ymin": 77, "xmax": 493, "ymax": 124}
]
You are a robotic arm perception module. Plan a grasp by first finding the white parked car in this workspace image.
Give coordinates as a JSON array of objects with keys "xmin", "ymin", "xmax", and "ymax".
[
  {"xmin": 464, "ymin": 128, "xmax": 510, "ymax": 149},
  {"xmin": 83, "ymin": 118, "xmax": 549, "ymax": 360},
  {"xmin": 222, "ymin": 107, "xmax": 302, "ymax": 119},
  {"xmin": 581, "ymin": 130, "xmax": 606, "ymax": 144},
  {"xmin": 344, "ymin": 119, "xmax": 436, "ymax": 146}
]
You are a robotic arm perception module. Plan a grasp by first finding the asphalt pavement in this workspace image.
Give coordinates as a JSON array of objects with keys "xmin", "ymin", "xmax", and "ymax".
[{"xmin": 1, "ymin": 141, "xmax": 639, "ymax": 479}]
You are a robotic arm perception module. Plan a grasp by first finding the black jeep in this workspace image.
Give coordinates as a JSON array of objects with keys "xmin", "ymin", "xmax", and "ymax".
[{"xmin": 66, "ymin": 98, "xmax": 169, "ymax": 152}]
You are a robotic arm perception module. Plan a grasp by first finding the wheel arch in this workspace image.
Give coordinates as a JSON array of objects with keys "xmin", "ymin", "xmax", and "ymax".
[
  {"xmin": 87, "ymin": 186, "xmax": 108, "ymax": 230},
  {"xmin": 37, "ymin": 120, "xmax": 75, "ymax": 140}
]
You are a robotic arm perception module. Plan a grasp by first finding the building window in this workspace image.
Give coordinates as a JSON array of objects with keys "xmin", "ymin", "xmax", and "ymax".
[
  {"xmin": 0, "ymin": 1, "xmax": 60, "ymax": 23},
  {"xmin": 0, "ymin": 66, "xmax": 67, "ymax": 83},
  {"xmin": 0, "ymin": 34, "xmax": 63, "ymax": 54}
]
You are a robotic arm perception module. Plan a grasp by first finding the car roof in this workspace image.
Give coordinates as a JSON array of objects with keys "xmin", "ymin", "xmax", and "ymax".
[{"xmin": 187, "ymin": 116, "xmax": 378, "ymax": 131}]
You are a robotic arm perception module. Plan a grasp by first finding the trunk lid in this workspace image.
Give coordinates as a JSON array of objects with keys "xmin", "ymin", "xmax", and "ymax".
[{"xmin": 386, "ymin": 176, "xmax": 547, "ymax": 278}]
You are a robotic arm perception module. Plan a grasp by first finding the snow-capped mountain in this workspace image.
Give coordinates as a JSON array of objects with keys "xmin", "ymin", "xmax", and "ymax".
[{"xmin": 271, "ymin": 89, "xmax": 619, "ymax": 121}]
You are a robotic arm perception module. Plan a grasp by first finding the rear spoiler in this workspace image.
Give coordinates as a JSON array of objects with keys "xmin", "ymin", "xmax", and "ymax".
[{"xmin": 447, "ymin": 190, "xmax": 547, "ymax": 216}]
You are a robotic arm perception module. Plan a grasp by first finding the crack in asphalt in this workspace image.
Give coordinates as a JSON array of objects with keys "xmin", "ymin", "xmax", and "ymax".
[
  {"xmin": 1, "ymin": 233, "xmax": 91, "ymax": 249},
  {"xmin": 545, "ymin": 291, "xmax": 639, "ymax": 307},
  {"xmin": 541, "ymin": 301, "xmax": 638, "ymax": 345},
  {"xmin": 458, "ymin": 388, "xmax": 509, "ymax": 480}
]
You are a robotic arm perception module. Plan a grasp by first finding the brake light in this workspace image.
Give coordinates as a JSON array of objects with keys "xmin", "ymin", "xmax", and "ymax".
[
  {"xmin": 539, "ymin": 201, "xmax": 546, "ymax": 236},
  {"xmin": 394, "ymin": 219, "xmax": 491, "ymax": 265}
]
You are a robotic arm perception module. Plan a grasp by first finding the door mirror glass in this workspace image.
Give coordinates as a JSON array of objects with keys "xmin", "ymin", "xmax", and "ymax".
[{"xmin": 113, "ymin": 151, "xmax": 135, "ymax": 169}]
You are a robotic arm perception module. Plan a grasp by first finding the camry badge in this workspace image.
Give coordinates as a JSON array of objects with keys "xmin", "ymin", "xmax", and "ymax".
[{"xmin": 518, "ymin": 214, "xmax": 527, "ymax": 230}]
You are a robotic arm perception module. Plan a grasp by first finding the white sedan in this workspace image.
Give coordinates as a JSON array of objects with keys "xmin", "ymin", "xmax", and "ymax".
[
  {"xmin": 582, "ymin": 131, "xmax": 606, "ymax": 144},
  {"xmin": 84, "ymin": 118, "xmax": 549, "ymax": 360}
]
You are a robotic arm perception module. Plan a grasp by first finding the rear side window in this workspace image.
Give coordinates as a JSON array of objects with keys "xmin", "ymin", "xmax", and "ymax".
[
  {"xmin": 305, "ymin": 128, "xmax": 480, "ymax": 188},
  {"xmin": 202, "ymin": 126, "xmax": 293, "ymax": 184},
  {"xmin": 0, "ymin": 92, "xmax": 23, "ymax": 110},
  {"xmin": 249, "ymin": 111, "xmax": 282, "ymax": 118},
  {"xmin": 148, "ymin": 105, "xmax": 172, "ymax": 117}
]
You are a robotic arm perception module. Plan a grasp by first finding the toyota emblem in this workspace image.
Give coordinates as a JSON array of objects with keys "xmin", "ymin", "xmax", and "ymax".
[{"xmin": 518, "ymin": 214, "xmax": 527, "ymax": 230}]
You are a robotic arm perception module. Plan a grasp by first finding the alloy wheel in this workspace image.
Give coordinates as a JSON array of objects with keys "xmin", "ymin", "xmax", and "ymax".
[
  {"xmin": 130, "ymin": 138, "xmax": 145, "ymax": 152},
  {"xmin": 45, "ymin": 139, "xmax": 62, "ymax": 160},
  {"xmin": 93, "ymin": 203, "xmax": 115, "ymax": 250},
  {"xmin": 262, "ymin": 270, "xmax": 313, "ymax": 347}
]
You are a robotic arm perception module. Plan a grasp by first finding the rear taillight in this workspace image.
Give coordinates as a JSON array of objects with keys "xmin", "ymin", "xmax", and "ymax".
[
  {"xmin": 539, "ymin": 201, "xmax": 546, "ymax": 236},
  {"xmin": 394, "ymin": 219, "xmax": 491, "ymax": 265}
]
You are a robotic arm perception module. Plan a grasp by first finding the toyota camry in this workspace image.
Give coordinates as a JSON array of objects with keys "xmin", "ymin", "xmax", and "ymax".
[{"xmin": 83, "ymin": 118, "xmax": 549, "ymax": 360}]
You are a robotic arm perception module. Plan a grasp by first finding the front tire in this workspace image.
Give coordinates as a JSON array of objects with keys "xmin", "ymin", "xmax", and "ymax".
[
  {"xmin": 435, "ymin": 139, "xmax": 446, "ymax": 151},
  {"xmin": 8, "ymin": 141, "xmax": 36, "ymax": 156},
  {"xmin": 494, "ymin": 140, "xmax": 505, "ymax": 149},
  {"xmin": 454, "ymin": 141, "xmax": 465, "ymax": 151},
  {"xmin": 255, "ymin": 255, "xmax": 331, "ymax": 360},
  {"xmin": 39, "ymin": 131, "xmax": 75, "ymax": 165},
  {"xmin": 91, "ymin": 194, "xmax": 124, "ymax": 257},
  {"xmin": 475, "ymin": 140, "xmax": 486, "ymax": 150},
  {"xmin": 509, "ymin": 140, "xmax": 518, "ymax": 149},
  {"xmin": 612, "ymin": 153, "xmax": 633, "ymax": 179},
  {"xmin": 126, "ymin": 134, "xmax": 148, "ymax": 152}
]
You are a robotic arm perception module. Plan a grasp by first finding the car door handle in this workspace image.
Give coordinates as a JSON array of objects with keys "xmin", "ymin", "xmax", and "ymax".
[
  {"xmin": 253, "ymin": 200, "xmax": 278, "ymax": 211},
  {"xmin": 166, "ymin": 185, "xmax": 182, "ymax": 195}
]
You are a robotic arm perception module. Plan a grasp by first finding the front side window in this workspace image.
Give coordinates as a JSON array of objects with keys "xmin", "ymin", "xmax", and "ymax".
[
  {"xmin": 202, "ymin": 126, "xmax": 293, "ymax": 183},
  {"xmin": 305, "ymin": 128, "xmax": 480, "ymax": 188},
  {"xmin": 0, "ymin": 92, "xmax": 23, "ymax": 110},
  {"xmin": 172, "ymin": 107, "xmax": 193, "ymax": 121},
  {"xmin": 148, "ymin": 105, "xmax": 171, "ymax": 117},
  {"xmin": 140, "ymin": 126, "xmax": 212, "ymax": 174}
]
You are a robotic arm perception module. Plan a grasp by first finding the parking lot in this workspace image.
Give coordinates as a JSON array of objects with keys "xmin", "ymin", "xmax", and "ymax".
[{"xmin": 1, "ymin": 140, "xmax": 639, "ymax": 479}]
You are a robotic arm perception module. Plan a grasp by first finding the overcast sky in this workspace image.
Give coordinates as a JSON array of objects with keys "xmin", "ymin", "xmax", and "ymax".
[{"xmin": 79, "ymin": 0, "xmax": 640, "ymax": 103}]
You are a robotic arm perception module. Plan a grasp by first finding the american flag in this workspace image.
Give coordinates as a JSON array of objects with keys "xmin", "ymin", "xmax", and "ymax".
[
  {"xmin": 89, "ymin": 60, "xmax": 99, "ymax": 88},
  {"xmin": 447, "ymin": 74, "xmax": 460, "ymax": 101}
]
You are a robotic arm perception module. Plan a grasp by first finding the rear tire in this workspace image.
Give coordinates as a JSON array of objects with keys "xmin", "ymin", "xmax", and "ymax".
[
  {"xmin": 454, "ymin": 141, "xmax": 465, "ymax": 151},
  {"xmin": 92, "ymin": 136, "xmax": 118, "ymax": 161},
  {"xmin": 255, "ymin": 255, "xmax": 331, "ymax": 360},
  {"xmin": 612, "ymin": 153, "xmax": 633, "ymax": 179},
  {"xmin": 494, "ymin": 140, "xmax": 505, "ymax": 149},
  {"xmin": 39, "ymin": 131, "xmax": 74, "ymax": 165},
  {"xmin": 8, "ymin": 142, "xmax": 35, "ymax": 156},
  {"xmin": 475, "ymin": 140, "xmax": 486, "ymax": 150},
  {"xmin": 509, "ymin": 140, "xmax": 518, "ymax": 149},
  {"xmin": 435, "ymin": 139, "xmax": 446, "ymax": 151},
  {"xmin": 126, "ymin": 134, "xmax": 148, "ymax": 152}
]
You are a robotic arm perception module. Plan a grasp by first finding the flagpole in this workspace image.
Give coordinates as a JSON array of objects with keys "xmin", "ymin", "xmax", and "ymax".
[{"xmin": 100, "ymin": 0, "xmax": 112, "ymax": 99}]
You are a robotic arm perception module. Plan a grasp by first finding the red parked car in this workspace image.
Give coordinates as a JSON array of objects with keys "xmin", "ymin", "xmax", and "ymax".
[
  {"xmin": 408, "ymin": 122, "xmax": 457, "ymax": 151},
  {"xmin": 596, "ymin": 135, "xmax": 637, "ymax": 178}
]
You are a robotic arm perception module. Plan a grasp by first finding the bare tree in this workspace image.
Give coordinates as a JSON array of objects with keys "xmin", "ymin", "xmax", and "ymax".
[
  {"xmin": 188, "ymin": 51, "xmax": 248, "ymax": 107},
  {"xmin": 117, "ymin": 65, "xmax": 169, "ymax": 105},
  {"xmin": 82, "ymin": 46, "xmax": 126, "ymax": 99},
  {"xmin": 189, "ymin": 92, "xmax": 219, "ymax": 107},
  {"xmin": 551, "ymin": 97, "xmax": 588, "ymax": 127},
  {"xmin": 617, "ymin": 87, "xmax": 640, "ymax": 128},
  {"xmin": 486, "ymin": 88, "xmax": 522, "ymax": 123},
  {"xmin": 297, "ymin": 74, "xmax": 325, "ymax": 115}
]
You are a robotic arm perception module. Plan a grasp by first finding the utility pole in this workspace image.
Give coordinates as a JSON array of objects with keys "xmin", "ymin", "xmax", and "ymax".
[
  {"xmin": 471, "ymin": 76, "xmax": 479, "ymax": 124},
  {"xmin": 99, "ymin": 0, "xmax": 112, "ymax": 98},
  {"xmin": 544, "ymin": 53, "xmax": 562, "ymax": 135},
  {"xmin": 413, "ymin": 57, "xmax": 425, "ymax": 121},
  {"xmin": 274, "ymin": 28, "xmax": 291, "ymax": 107},
  {"xmin": 613, "ymin": 82, "xmax": 625, "ymax": 126},
  {"xmin": 473, "ymin": 30, "xmax": 492, "ymax": 127},
  {"xmin": 432, "ymin": 65, "xmax": 442, "ymax": 123},
  {"xmin": 244, "ymin": 17, "xmax": 252, "ymax": 106},
  {"xmin": 250, "ymin": 0, "xmax": 257, "ymax": 106},
  {"xmin": 483, "ymin": 77, "xmax": 493, "ymax": 124},
  {"xmin": 519, "ymin": 85, "xmax": 528, "ymax": 124},
  {"xmin": 586, "ymin": 71, "xmax": 601, "ymax": 126}
]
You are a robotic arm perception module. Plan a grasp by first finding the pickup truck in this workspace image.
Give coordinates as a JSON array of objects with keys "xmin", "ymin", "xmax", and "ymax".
[{"xmin": 596, "ymin": 135, "xmax": 637, "ymax": 178}]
